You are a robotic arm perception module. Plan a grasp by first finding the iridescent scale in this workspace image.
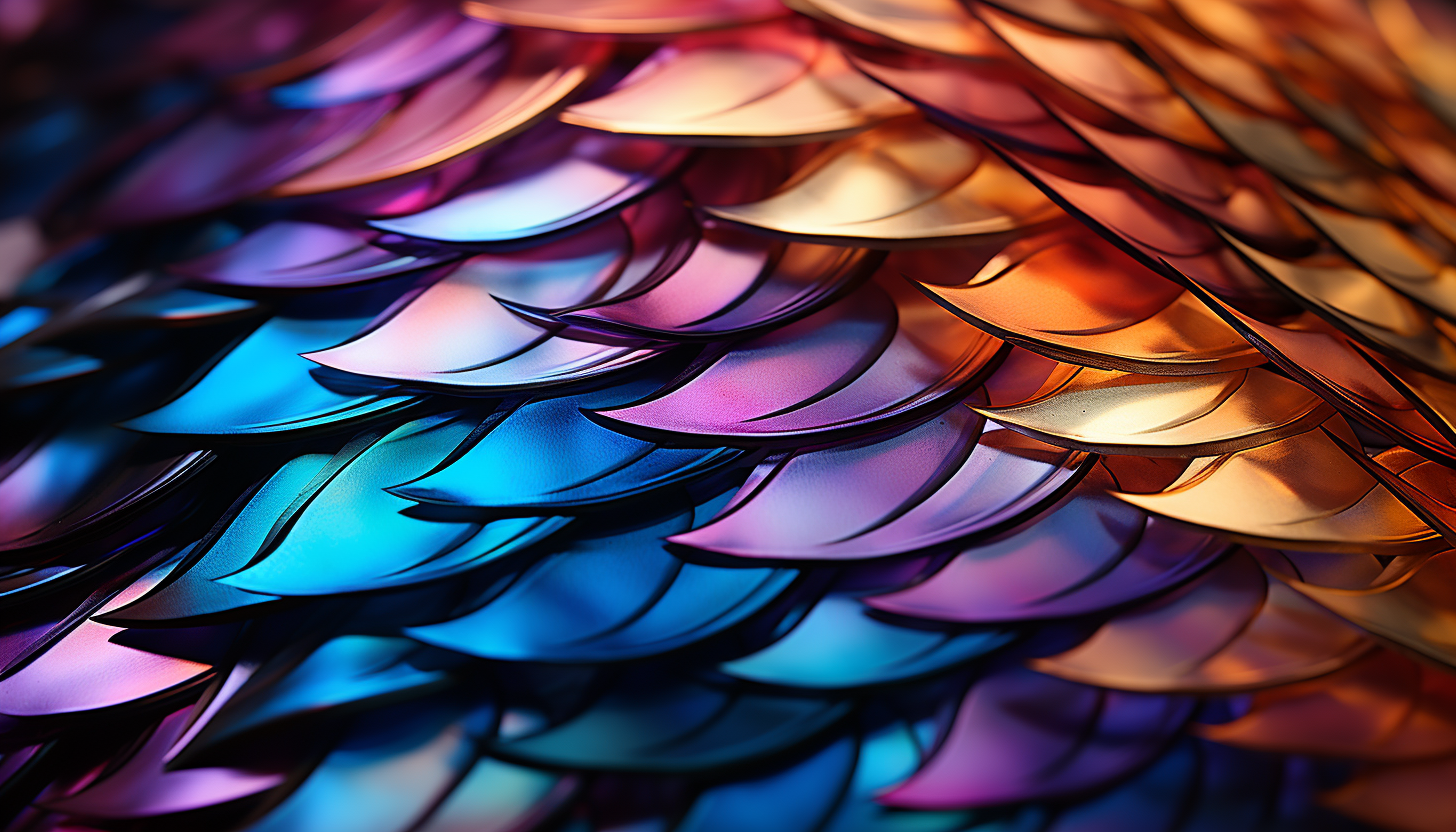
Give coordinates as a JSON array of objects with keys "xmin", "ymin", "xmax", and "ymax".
[{"xmin": 3, "ymin": 1, "xmax": 1456, "ymax": 831}]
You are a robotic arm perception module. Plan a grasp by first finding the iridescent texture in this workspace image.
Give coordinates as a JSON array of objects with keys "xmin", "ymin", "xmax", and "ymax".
[
  {"xmin": 462, "ymin": 0, "xmax": 789, "ymax": 34},
  {"xmin": 171, "ymin": 221, "xmax": 459, "ymax": 289},
  {"xmin": 560, "ymin": 21, "xmax": 913, "ymax": 143},
  {"xmin": 596, "ymin": 274, "xmax": 1004, "ymax": 441},
  {"xmin": 8, "ymin": 1, "xmax": 1456, "ymax": 831},
  {"xmin": 704, "ymin": 118, "xmax": 1061, "ymax": 242},
  {"xmin": 976, "ymin": 365, "xmax": 1334, "ymax": 456},
  {"xmin": 272, "ymin": 31, "xmax": 612, "ymax": 195},
  {"xmin": 909, "ymin": 227, "xmax": 1264, "ymax": 375}
]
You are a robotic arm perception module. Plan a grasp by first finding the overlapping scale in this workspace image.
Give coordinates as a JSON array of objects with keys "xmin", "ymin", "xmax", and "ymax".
[
  {"xmin": 866, "ymin": 465, "xmax": 1231, "ymax": 621},
  {"xmin": 1280, "ymin": 190, "xmax": 1456, "ymax": 321},
  {"xmin": 187, "ymin": 636, "xmax": 452, "ymax": 748},
  {"xmin": 269, "ymin": 8, "xmax": 502, "ymax": 109},
  {"xmin": 394, "ymin": 380, "xmax": 742, "ymax": 511},
  {"xmin": 461, "ymin": 0, "xmax": 789, "ymax": 34},
  {"xmin": 0, "ymin": 426, "xmax": 211, "ymax": 551},
  {"xmin": 41, "ymin": 705, "xmax": 285, "ymax": 818},
  {"xmin": 12, "ymin": 0, "xmax": 1456, "ymax": 830},
  {"xmin": 88, "ymin": 97, "xmax": 397, "ymax": 226},
  {"xmin": 171, "ymin": 221, "xmax": 459, "ymax": 289},
  {"xmin": 675, "ymin": 722, "xmax": 974, "ymax": 832},
  {"xmin": 720, "ymin": 594, "xmax": 1012, "ymax": 688},
  {"xmin": 216, "ymin": 413, "xmax": 570, "ymax": 596},
  {"xmin": 1200, "ymin": 648, "xmax": 1456, "ymax": 760},
  {"xmin": 495, "ymin": 678, "xmax": 850, "ymax": 773},
  {"xmin": 1207, "ymin": 299, "xmax": 1456, "ymax": 463},
  {"xmin": 1032, "ymin": 738, "xmax": 1336, "ymax": 832},
  {"xmin": 87, "ymin": 288, "xmax": 260, "ymax": 327},
  {"xmin": 0, "ymin": 344, "xmax": 102, "ymax": 392},
  {"xmin": 123, "ymin": 315, "xmax": 416, "ymax": 435},
  {"xmin": 704, "ymin": 118, "xmax": 1061, "ymax": 242},
  {"xmin": 413, "ymin": 755, "xmax": 575, "ymax": 832},
  {"xmin": 1342, "ymin": 444, "xmax": 1456, "ymax": 544},
  {"xmin": 559, "ymin": 227, "xmax": 879, "ymax": 339},
  {"xmin": 879, "ymin": 667, "xmax": 1194, "ymax": 808},
  {"xmin": 1225, "ymin": 233, "xmax": 1456, "ymax": 381},
  {"xmin": 1117, "ymin": 418, "xmax": 1444, "ymax": 555},
  {"xmin": 100, "ymin": 455, "xmax": 331, "ymax": 624},
  {"xmin": 1181, "ymin": 91, "xmax": 1395, "ymax": 217},
  {"xmin": 245, "ymin": 705, "xmax": 482, "ymax": 832},
  {"xmin": 1048, "ymin": 108, "xmax": 1309, "ymax": 249},
  {"xmin": 669, "ymin": 407, "xmax": 1090, "ymax": 560},
  {"xmin": 149, "ymin": 0, "xmax": 394, "ymax": 79},
  {"xmin": 368, "ymin": 128, "xmax": 687, "ymax": 242},
  {"xmin": 561, "ymin": 21, "xmax": 912, "ymax": 144},
  {"xmin": 787, "ymin": 0, "xmax": 1000, "ymax": 58},
  {"xmin": 1275, "ymin": 547, "xmax": 1456, "ymax": 668},
  {"xmin": 848, "ymin": 50, "xmax": 1092, "ymax": 158},
  {"xmin": 597, "ymin": 275, "xmax": 1004, "ymax": 441},
  {"xmin": 974, "ymin": 5, "xmax": 1225, "ymax": 152},
  {"xmin": 976, "ymin": 365, "xmax": 1333, "ymax": 456},
  {"xmin": 303, "ymin": 258, "xmax": 665, "ymax": 391},
  {"xmin": 0, "ymin": 558, "xmax": 216, "ymax": 716},
  {"xmin": 908, "ymin": 226, "xmax": 1264, "ymax": 375},
  {"xmin": 408, "ymin": 509, "xmax": 793, "ymax": 662},
  {"xmin": 272, "ymin": 31, "xmax": 612, "ymax": 195},
  {"xmin": 1032, "ymin": 549, "xmax": 1373, "ymax": 692}
]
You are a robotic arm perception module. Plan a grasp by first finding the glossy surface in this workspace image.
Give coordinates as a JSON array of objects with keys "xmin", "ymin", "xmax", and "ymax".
[
  {"xmin": 274, "ymin": 32, "xmax": 610, "ymax": 195},
  {"xmin": 461, "ymin": 0, "xmax": 789, "ymax": 34},
  {"xmin": 561, "ymin": 227, "xmax": 879, "ymax": 339},
  {"xmin": 670, "ymin": 409, "xmax": 1090, "ymax": 559},
  {"xmin": 1118, "ymin": 420, "xmax": 1444, "ymax": 554},
  {"xmin": 868, "ymin": 466, "xmax": 1231, "ymax": 620},
  {"xmin": 1033, "ymin": 550, "xmax": 1373, "ymax": 692},
  {"xmin": 978, "ymin": 365, "xmax": 1332, "ymax": 456},
  {"xmin": 562, "ymin": 22, "xmax": 912, "ymax": 143},
  {"xmin": 369, "ymin": 129, "xmax": 686, "ymax": 242},
  {"xmin": 598, "ymin": 275, "xmax": 1003, "ymax": 441},
  {"xmin": 914, "ymin": 227, "xmax": 1263, "ymax": 374},
  {"xmin": 705, "ymin": 118, "xmax": 1060, "ymax": 242},
  {"xmin": 11, "ymin": 0, "xmax": 1456, "ymax": 830},
  {"xmin": 172, "ymin": 221, "xmax": 459, "ymax": 289}
]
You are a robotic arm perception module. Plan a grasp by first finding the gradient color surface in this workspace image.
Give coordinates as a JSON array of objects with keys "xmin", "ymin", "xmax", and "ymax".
[{"xmin": 3, "ymin": 1, "xmax": 1456, "ymax": 831}]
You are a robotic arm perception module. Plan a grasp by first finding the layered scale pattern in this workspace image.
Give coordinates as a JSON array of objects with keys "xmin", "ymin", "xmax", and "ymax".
[{"xmin": 7, "ymin": 0, "xmax": 1456, "ymax": 830}]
